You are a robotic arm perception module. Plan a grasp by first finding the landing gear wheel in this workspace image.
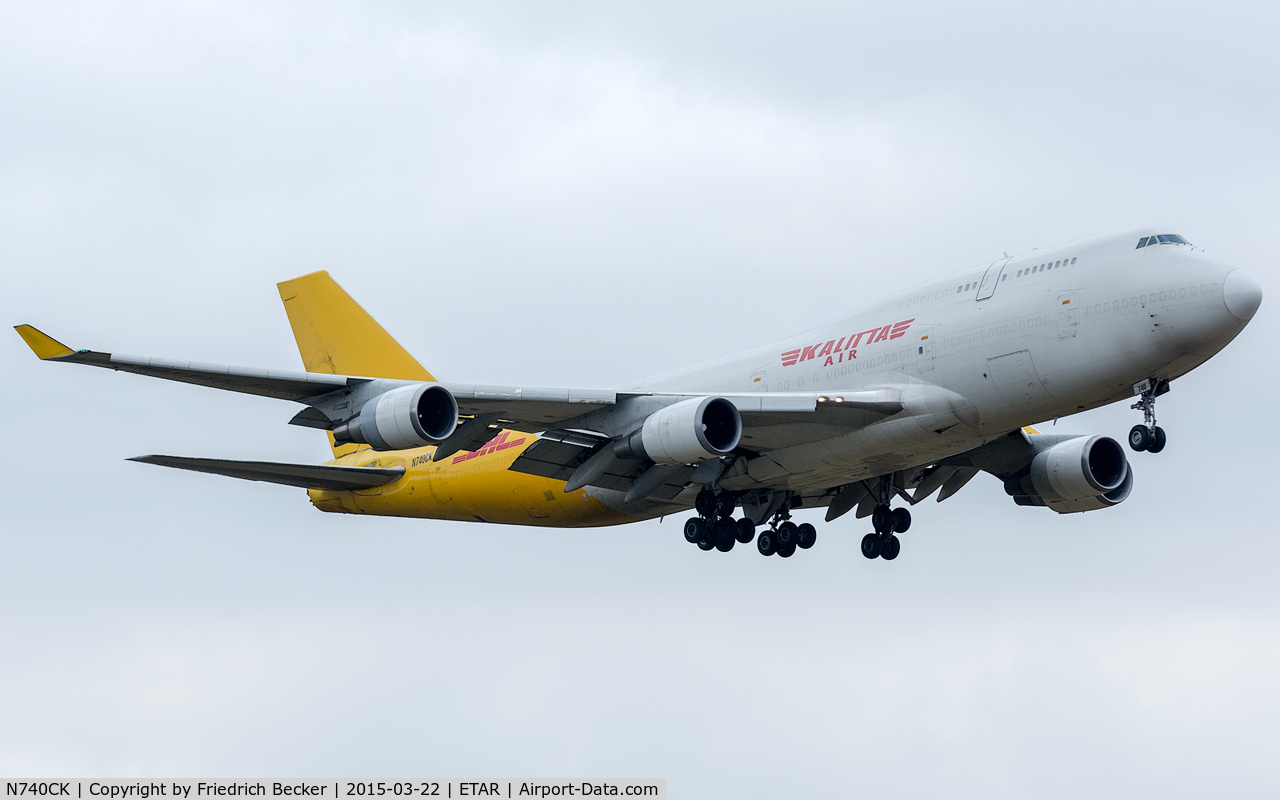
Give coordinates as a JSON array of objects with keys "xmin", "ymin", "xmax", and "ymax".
[
  {"xmin": 796, "ymin": 523, "xmax": 817, "ymax": 549},
  {"xmin": 775, "ymin": 521, "xmax": 798, "ymax": 548},
  {"xmin": 695, "ymin": 488, "xmax": 718, "ymax": 518},
  {"xmin": 1129, "ymin": 424, "xmax": 1152, "ymax": 452},
  {"xmin": 735, "ymin": 518, "xmax": 756, "ymax": 544},
  {"xmin": 715, "ymin": 535, "xmax": 735, "ymax": 553},
  {"xmin": 1148, "ymin": 426, "xmax": 1167, "ymax": 453},
  {"xmin": 683, "ymin": 517, "xmax": 706, "ymax": 544},
  {"xmin": 872, "ymin": 504, "xmax": 894, "ymax": 535},
  {"xmin": 757, "ymin": 530, "xmax": 777, "ymax": 556},
  {"xmin": 776, "ymin": 540, "xmax": 797, "ymax": 558},
  {"xmin": 715, "ymin": 492, "xmax": 736, "ymax": 519},
  {"xmin": 697, "ymin": 537, "xmax": 715, "ymax": 551},
  {"xmin": 861, "ymin": 533, "xmax": 882, "ymax": 559},
  {"xmin": 892, "ymin": 507, "xmax": 911, "ymax": 533},
  {"xmin": 712, "ymin": 518, "xmax": 734, "ymax": 550},
  {"xmin": 880, "ymin": 535, "xmax": 901, "ymax": 560}
]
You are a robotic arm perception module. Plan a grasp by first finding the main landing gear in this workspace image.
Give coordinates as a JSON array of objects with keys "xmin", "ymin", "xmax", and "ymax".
[
  {"xmin": 684, "ymin": 488, "xmax": 818, "ymax": 558},
  {"xmin": 860, "ymin": 476, "xmax": 910, "ymax": 561},
  {"xmin": 755, "ymin": 506, "xmax": 816, "ymax": 559},
  {"xmin": 684, "ymin": 488, "xmax": 755, "ymax": 554},
  {"xmin": 860, "ymin": 505, "xmax": 910, "ymax": 560},
  {"xmin": 683, "ymin": 484, "xmax": 912, "ymax": 562},
  {"xmin": 1129, "ymin": 378, "xmax": 1169, "ymax": 454}
]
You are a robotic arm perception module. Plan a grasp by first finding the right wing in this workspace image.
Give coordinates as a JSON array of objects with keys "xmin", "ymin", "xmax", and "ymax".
[{"xmin": 14, "ymin": 325, "xmax": 618, "ymax": 428}]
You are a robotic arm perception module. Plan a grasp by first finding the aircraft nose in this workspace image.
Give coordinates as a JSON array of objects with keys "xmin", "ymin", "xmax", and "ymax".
[{"xmin": 1223, "ymin": 269, "xmax": 1263, "ymax": 321}]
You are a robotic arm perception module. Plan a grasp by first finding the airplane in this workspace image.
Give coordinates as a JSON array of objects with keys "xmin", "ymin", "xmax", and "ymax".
[{"xmin": 15, "ymin": 228, "xmax": 1263, "ymax": 560}]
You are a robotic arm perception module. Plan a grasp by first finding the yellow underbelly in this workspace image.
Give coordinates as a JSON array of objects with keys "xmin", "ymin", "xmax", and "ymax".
[{"xmin": 306, "ymin": 431, "xmax": 636, "ymax": 528}]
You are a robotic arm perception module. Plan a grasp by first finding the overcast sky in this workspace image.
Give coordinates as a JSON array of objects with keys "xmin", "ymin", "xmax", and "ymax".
[{"xmin": 2, "ymin": 2, "xmax": 1278, "ymax": 797}]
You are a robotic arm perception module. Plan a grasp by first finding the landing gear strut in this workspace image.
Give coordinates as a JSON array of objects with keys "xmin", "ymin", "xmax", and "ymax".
[
  {"xmin": 863, "ymin": 476, "xmax": 909, "ymax": 560},
  {"xmin": 1129, "ymin": 378, "xmax": 1169, "ymax": 453}
]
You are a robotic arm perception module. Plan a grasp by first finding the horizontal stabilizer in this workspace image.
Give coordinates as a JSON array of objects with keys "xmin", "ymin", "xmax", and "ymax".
[{"xmin": 128, "ymin": 455, "xmax": 404, "ymax": 490}]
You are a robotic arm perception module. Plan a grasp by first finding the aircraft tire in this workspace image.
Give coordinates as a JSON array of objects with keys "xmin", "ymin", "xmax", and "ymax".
[
  {"xmin": 777, "ymin": 540, "xmax": 797, "ymax": 558},
  {"xmin": 861, "ymin": 533, "xmax": 882, "ymax": 559},
  {"xmin": 892, "ymin": 507, "xmax": 911, "ymax": 533},
  {"xmin": 715, "ymin": 535, "xmax": 735, "ymax": 553},
  {"xmin": 796, "ymin": 523, "xmax": 817, "ymax": 549},
  {"xmin": 880, "ymin": 535, "xmax": 901, "ymax": 560},
  {"xmin": 695, "ymin": 488, "xmax": 718, "ymax": 518},
  {"xmin": 757, "ymin": 530, "xmax": 777, "ymax": 556},
  {"xmin": 684, "ymin": 517, "xmax": 706, "ymax": 544},
  {"xmin": 1149, "ymin": 426, "xmax": 1167, "ymax": 453},
  {"xmin": 697, "ymin": 537, "xmax": 716, "ymax": 551},
  {"xmin": 872, "ymin": 504, "xmax": 894, "ymax": 534},
  {"xmin": 735, "ymin": 518, "xmax": 756, "ymax": 544},
  {"xmin": 776, "ymin": 521, "xmax": 798, "ymax": 547},
  {"xmin": 1129, "ymin": 425, "xmax": 1152, "ymax": 451},
  {"xmin": 715, "ymin": 492, "xmax": 736, "ymax": 519},
  {"xmin": 712, "ymin": 518, "xmax": 735, "ymax": 548}
]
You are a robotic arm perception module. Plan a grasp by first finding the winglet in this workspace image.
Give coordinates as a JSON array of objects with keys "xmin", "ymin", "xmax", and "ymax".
[{"xmin": 14, "ymin": 325, "xmax": 74, "ymax": 360}]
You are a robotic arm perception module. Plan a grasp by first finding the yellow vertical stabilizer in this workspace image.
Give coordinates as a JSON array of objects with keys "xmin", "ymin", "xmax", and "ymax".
[{"xmin": 277, "ymin": 271, "xmax": 436, "ymax": 457}]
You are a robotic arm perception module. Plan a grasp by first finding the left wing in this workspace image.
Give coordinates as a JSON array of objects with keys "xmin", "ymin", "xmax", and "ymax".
[{"xmin": 128, "ymin": 455, "xmax": 405, "ymax": 490}]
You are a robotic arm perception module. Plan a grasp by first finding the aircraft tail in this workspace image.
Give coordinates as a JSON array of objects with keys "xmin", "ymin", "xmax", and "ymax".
[{"xmin": 277, "ymin": 271, "xmax": 436, "ymax": 457}]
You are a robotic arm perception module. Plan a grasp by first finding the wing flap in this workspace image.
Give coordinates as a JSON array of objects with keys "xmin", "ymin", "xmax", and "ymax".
[{"xmin": 128, "ymin": 455, "xmax": 404, "ymax": 490}]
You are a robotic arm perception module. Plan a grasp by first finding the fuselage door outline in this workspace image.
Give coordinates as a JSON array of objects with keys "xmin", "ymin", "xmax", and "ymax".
[{"xmin": 975, "ymin": 258, "xmax": 1012, "ymax": 301}]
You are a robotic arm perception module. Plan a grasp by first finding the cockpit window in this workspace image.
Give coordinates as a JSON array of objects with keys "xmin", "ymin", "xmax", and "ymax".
[{"xmin": 1137, "ymin": 233, "xmax": 1190, "ymax": 248}]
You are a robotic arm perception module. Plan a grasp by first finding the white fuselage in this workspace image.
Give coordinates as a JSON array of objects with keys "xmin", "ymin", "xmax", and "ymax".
[{"xmin": 616, "ymin": 228, "xmax": 1258, "ymax": 499}]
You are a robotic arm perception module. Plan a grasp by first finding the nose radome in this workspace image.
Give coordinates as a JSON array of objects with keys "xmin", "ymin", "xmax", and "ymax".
[{"xmin": 1223, "ymin": 270, "xmax": 1263, "ymax": 321}]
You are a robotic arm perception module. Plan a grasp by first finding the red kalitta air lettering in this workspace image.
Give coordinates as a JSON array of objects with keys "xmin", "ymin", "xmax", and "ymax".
[{"xmin": 779, "ymin": 318, "xmax": 915, "ymax": 367}]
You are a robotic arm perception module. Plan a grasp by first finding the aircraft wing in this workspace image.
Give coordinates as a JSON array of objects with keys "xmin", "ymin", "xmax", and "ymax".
[
  {"xmin": 14, "ymin": 325, "xmax": 618, "ymax": 427},
  {"xmin": 16, "ymin": 326, "xmax": 914, "ymax": 490},
  {"xmin": 128, "ymin": 455, "xmax": 405, "ymax": 490},
  {"xmin": 16, "ymin": 325, "xmax": 905, "ymax": 434}
]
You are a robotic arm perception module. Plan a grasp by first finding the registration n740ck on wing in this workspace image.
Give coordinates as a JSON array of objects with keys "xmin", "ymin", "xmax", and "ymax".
[{"xmin": 16, "ymin": 229, "xmax": 1262, "ymax": 560}]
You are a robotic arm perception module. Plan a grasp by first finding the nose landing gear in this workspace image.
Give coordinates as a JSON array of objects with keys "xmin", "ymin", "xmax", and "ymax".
[{"xmin": 1129, "ymin": 378, "xmax": 1170, "ymax": 453}]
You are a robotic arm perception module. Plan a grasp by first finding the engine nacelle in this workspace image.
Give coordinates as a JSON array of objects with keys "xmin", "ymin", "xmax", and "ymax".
[
  {"xmin": 615, "ymin": 397, "xmax": 742, "ymax": 465},
  {"xmin": 1006, "ymin": 434, "xmax": 1133, "ymax": 513},
  {"xmin": 333, "ymin": 384, "xmax": 459, "ymax": 451},
  {"xmin": 1043, "ymin": 465, "xmax": 1134, "ymax": 513},
  {"xmin": 1029, "ymin": 435, "xmax": 1128, "ymax": 501}
]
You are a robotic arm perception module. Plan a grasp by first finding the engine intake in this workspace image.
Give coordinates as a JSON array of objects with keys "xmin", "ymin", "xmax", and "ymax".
[
  {"xmin": 333, "ymin": 384, "xmax": 459, "ymax": 451},
  {"xmin": 1005, "ymin": 434, "xmax": 1132, "ymax": 513},
  {"xmin": 615, "ymin": 397, "xmax": 742, "ymax": 465}
]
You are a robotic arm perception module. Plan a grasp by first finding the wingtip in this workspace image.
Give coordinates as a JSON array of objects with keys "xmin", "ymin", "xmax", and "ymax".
[{"xmin": 14, "ymin": 324, "xmax": 74, "ymax": 360}]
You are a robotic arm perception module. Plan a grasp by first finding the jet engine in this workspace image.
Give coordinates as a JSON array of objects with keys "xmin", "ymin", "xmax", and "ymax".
[
  {"xmin": 1005, "ymin": 434, "xmax": 1133, "ymax": 513},
  {"xmin": 615, "ymin": 396, "xmax": 742, "ymax": 465},
  {"xmin": 332, "ymin": 384, "xmax": 459, "ymax": 451}
]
